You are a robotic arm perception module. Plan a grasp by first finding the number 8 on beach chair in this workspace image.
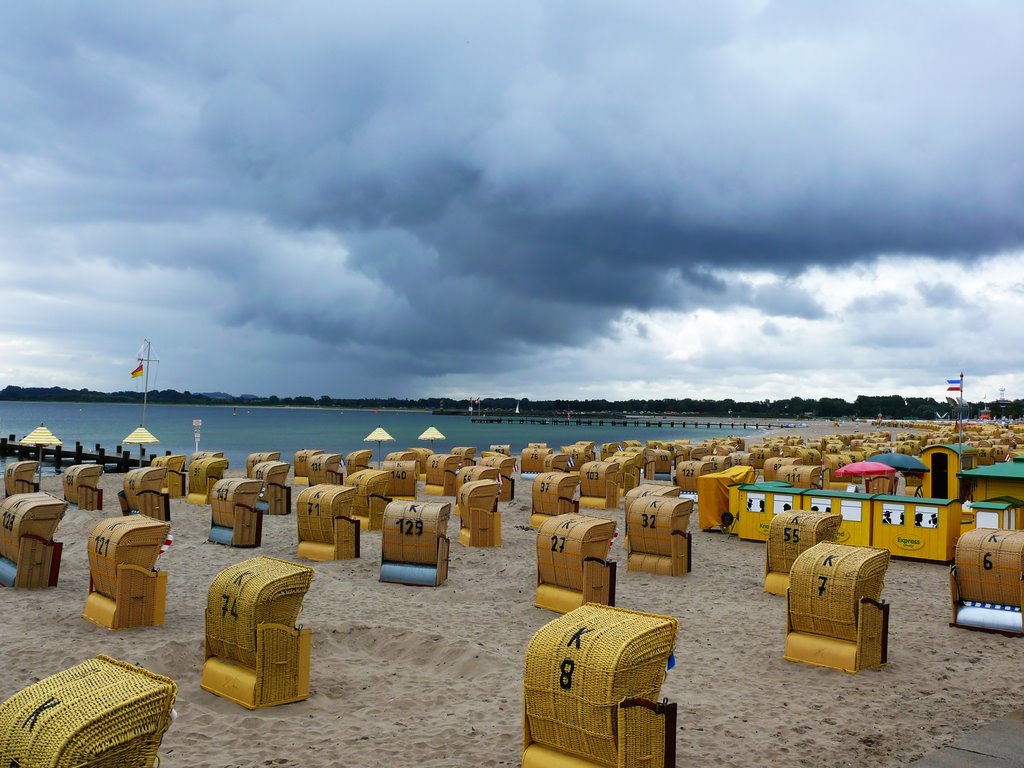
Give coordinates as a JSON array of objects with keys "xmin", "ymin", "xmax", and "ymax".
[
  {"xmin": 0, "ymin": 492, "xmax": 66, "ymax": 588},
  {"xmin": 535, "ymin": 514, "xmax": 616, "ymax": 614},
  {"xmin": 201, "ymin": 556, "xmax": 315, "ymax": 709},
  {"xmin": 380, "ymin": 500, "xmax": 451, "ymax": 586},
  {"xmin": 0, "ymin": 654, "xmax": 177, "ymax": 768},
  {"xmin": 523, "ymin": 604, "xmax": 679, "ymax": 768},
  {"xmin": 83, "ymin": 515, "xmax": 170, "ymax": 630}
]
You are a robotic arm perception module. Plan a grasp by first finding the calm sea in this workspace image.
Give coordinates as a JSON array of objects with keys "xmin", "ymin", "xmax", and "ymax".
[{"xmin": 0, "ymin": 401, "xmax": 759, "ymax": 473}]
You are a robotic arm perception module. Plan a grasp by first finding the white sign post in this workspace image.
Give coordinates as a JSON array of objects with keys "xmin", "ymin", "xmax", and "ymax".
[{"xmin": 192, "ymin": 419, "xmax": 202, "ymax": 453}]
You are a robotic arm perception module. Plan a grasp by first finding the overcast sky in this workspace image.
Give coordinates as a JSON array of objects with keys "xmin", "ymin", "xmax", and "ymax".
[{"xmin": 1, "ymin": 2, "xmax": 1022, "ymax": 404}]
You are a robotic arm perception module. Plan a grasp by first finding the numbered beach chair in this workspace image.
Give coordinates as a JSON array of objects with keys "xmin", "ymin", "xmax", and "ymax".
[
  {"xmin": 454, "ymin": 464, "xmax": 499, "ymax": 497},
  {"xmin": 246, "ymin": 451, "xmax": 281, "ymax": 478},
  {"xmin": 523, "ymin": 604, "xmax": 678, "ymax": 768},
  {"xmin": 0, "ymin": 492, "xmax": 66, "ymax": 588},
  {"xmin": 207, "ymin": 478, "xmax": 264, "ymax": 547},
  {"xmin": 457, "ymin": 479, "xmax": 501, "ymax": 547},
  {"xmin": 480, "ymin": 454, "xmax": 516, "ymax": 501},
  {"xmin": 253, "ymin": 460, "xmax": 291, "ymax": 515},
  {"xmin": 83, "ymin": 515, "xmax": 170, "ymax": 630},
  {"xmin": 201, "ymin": 556, "xmax": 314, "ymax": 709},
  {"xmin": 4, "ymin": 461, "xmax": 38, "ymax": 496},
  {"xmin": 307, "ymin": 452, "xmax": 344, "ymax": 485},
  {"xmin": 408, "ymin": 447, "xmax": 433, "ymax": 480},
  {"xmin": 187, "ymin": 454, "xmax": 229, "ymax": 505},
  {"xmin": 424, "ymin": 453, "xmax": 461, "ymax": 496},
  {"xmin": 643, "ymin": 448, "xmax": 675, "ymax": 481},
  {"xmin": 578, "ymin": 461, "xmax": 621, "ymax": 510},
  {"xmin": 0, "ymin": 654, "xmax": 177, "ymax": 767},
  {"xmin": 295, "ymin": 485, "xmax": 360, "ymax": 561},
  {"xmin": 151, "ymin": 454, "xmax": 186, "ymax": 498},
  {"xmin": 119, "ymin": 466, "xmax": 170, "ymax": 521},
  {"xmin": 949, "ymin": 528, "xmax": 1024, "ymax": 636},
  {"xmin": 784, "ymin": 542, "xmax": 891, "ymax": 673},
  {"xmin": 345, "ymin": 469, "xmax": 392, "ymax": 532},
  {"xmin": 530, "ymin": 472, "xmax": 580, "ymax": 528},
  {"xmin": 382, "ymin": 460, "xmax": 419, "ymax": 501},
  {"xmin": 380, "ymin": 500, "xmax": 451, "ymax": 587},
  {"xmin": 521, "ymin": 446, "xmax": 552, "ymax": 478},
  {"xmin": 623, "ymin": 484, "xmax": 682, "ymax": 517},
  {"xmin": 345, "ymin": 448, "xmax": 373, "ymax": 474},
  {"xmin": 450, "ymin": 446, "xmax": 477, "ymax": 467},
  {"xmin": 608, "ymin": 452, "xmax": 643, "ymax": 493},
  {"xmin": 292, "ymin": 448, "xmax": 325, "ymax": 487},
  {"xmin": 764, "ymin": 511, "xmax": 842, "ymax": 595},
  {"xmin": 535, "ymin": 514, "xmax": 616, "ymax": 614},
  {"xmin": 63, "ymin": 463, "xmax": 103, "ymax": 511},
  {"xmin": 626, "ymin": 496, "xmax": 693, "ymax": 577},
  {"xmin": 488, "ymin": 444, "xmax": 511, "ymax": 456}
]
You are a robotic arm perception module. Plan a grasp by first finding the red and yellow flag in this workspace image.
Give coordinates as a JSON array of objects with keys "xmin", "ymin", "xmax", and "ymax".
[{"xmin": 131, "ymin": 362, "xmax": 144, "ymax": 378}]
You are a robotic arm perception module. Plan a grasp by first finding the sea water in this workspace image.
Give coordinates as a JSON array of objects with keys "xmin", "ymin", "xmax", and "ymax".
[{"xmin": 0, "ymin": 401, "xmax": 758, "ymax": 473}]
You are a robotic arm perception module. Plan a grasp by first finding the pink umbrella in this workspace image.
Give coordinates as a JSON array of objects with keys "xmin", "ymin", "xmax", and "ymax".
[{"xmin": 833, "ymin": 461, "xmax": 898, "ymax": 478}]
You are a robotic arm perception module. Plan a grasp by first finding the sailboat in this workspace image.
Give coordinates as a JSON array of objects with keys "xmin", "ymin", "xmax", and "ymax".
[{"xmin": 515, "ymin": 400, "xmax": 520, "ymax": 415}]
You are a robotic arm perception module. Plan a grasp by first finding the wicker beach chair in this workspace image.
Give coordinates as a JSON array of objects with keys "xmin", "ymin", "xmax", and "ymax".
[
  {"xmin": 380, "ymin": 500, "xmax": 450, "ymax": 586},
  {"xmin": 479, "ymin": 454, "xmax": 516, "ymax": 501},
  {"xmin": 119, "ymin": 466, "xmax": 170, "ymax": 521},
  {"xmin": 252, "ymin": 460, "xmax": 291, "ymax": 515},
  {"xmin": 207, "ymin": 478, "xmax": 264, "ymax": 547},
  {"xmin": 530, "ymin": 472, "xmax": 580, "ymax": 528},
  {"xmin": 291, "ymin": 448, "xmax": 325, "ymax": 487},
  {"xmin": 295, "ymin": 485, "xmax": 360, "ymax": 561},
  {"xmin": 626, "ymin": 496, "xmax": 693, "ymax": 577},
  {"xmin": 407, "ymin": 447, "xmax": 433, "ymax": 481},
  {"xmin": 520, "ymin": 446, "xmax": 552, "ymax": 477},
  {"xmin": 63, "ymin": 463, "xmax": 103, "ymax": 511},
  {"xmin": 4, "ymin": 461, "xmax": 38, "ymax": 496},
  {"xmin": 424, "ymin": 454, "xmax": 461, "ymax": 496},
  {"xmin": 454, "ymin": 464, "xmax": 499, "ymax": 497},
  {"xmin": 187, "ymin": 455, "xmax": 229, "ymax": 505},
  {"xmin": 949, "ymin": 528, "xmax": 1024, "ymax": 636},
  {"xmin": 608, "ymin": 452, "xmax": 643, "ymax": 493},
  {"xmin": 345, "ymin": 449, "xmax": 373, "ymax": 475},
  {"xmin": 0, "ymin": 654, "xmax": 177, "ymax": 767},
  {"xmin": 785, "ymin": 542, "xmax": 891, "ymax": 672},
  {"xmin": 382, "ymin": 460, "xmax": 419, "ymax": 500},
  {"xmin": 0, "ymin": 492, "xmax": 66, "ymax": 588},
  {"xmin": 345, "ymin": 469, "xmax": 392, "ymax": 532},
  {"xmin": 450, "ymin": 446, "xmax": 477, "ymax": 468},
  {"xmin": 542, "ymin": 453, "xmax": 572, "ymax": 473},
  {"xmin": 535, "ymin": 514, "xmax": 616, "ymax": 614},
  {"xmin": 202, "ymin": 556, "xmax": 314, "ymax": 709},
  {"xmin": 307, "ymin": 452, "xmax": 344, "ymax": 486},
  {"xmin": 764, "ymin": 511, "xmax": 842, "ymax": 595},
  {"xmin": 523, "ymin": 604, "xmax": 678, "ymax": 768},
  {"xmin": 457, "ymin": 479, "xmax": 501, "ymax": 547},
  {"xmin": 151, "ymin": 454, "xmax": 186, "ymax": 498},
  {"xmin": 579, "ymin": 461, "xmax": 621, "ymax": 510},
  {"xmin": 245, "ymin": 451, "xmax": 281, "ymax": 478},
  {"xmin": 83, "ymin": 515, "xmax": 170, "ymax": 630}
]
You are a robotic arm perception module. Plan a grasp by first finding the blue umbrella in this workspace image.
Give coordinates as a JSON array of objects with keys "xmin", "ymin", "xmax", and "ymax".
[{"xmin": 867, "ymin": 452, "xmax": 929, "ymax": 473}]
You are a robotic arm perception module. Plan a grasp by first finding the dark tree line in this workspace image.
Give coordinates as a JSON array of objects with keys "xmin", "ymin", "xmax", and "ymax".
[{"xmin": 0, "ymin": 385, "xmax": 1018, "ymax": 420}]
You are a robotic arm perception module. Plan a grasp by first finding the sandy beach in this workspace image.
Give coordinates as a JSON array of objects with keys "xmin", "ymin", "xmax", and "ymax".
[{"xmin": 2, "ymin": 420, "xmax": 1022, "ymax": 767}]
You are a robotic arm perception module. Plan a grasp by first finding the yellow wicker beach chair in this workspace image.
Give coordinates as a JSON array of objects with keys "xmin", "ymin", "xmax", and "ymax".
[
  {"xmin": 151, "ymin": 454, "xmax": 186, "ymax": 498},
  {"xmin": 622, "ymin": 484, "xmax": 681, "ymax": 517},
  {"xmin": 384, "ymin": 450, "xmax": 419, "ymax": 464},
  {"xmin": 520, "ymin": 446, "xmax": 552, "ymax": 477},
  {"xmin": 120, "ymin": 466, "xmax": 170, "ymax": 521},
  {"xmin": 307, "ymin": 452, "xmax": 344, "ymax": 486},
  {"xmin": 187, "ymin": 455, "xmax": 229, "ymax": 505},
  {"xmin": 488, "ymin": 444, "xmax": 512, "ymax": 456},
  {"xmin": 424, "ymin": 454, "xmax": 461, "ymax": 496},
  {"xmin": 607, "ymin": 453, "xmax": 643, "ymax": 493},
  {"xmin": 578, "ymin": 461, "xmax": 621, "ymax": 510},
  {"xmin": 382, "ymin": 460, "xmax": 418, "ymax": 501},
  {"xmin": 530, "ymin": 472, "xmax": 580, "ymax": 528},
  {"xmin": 673, "ymin": 458, "xmax": 716, "ymax": 493},
  {"xmin": 454, "ymin": 464, "xmax": 499, "ymax": 497},
  {"xmin": 450, "ymin": 446, "xmax": 477, "ymax": 468},
  {"xmin": 542, "ymin": 453, "xmax": 572, "ymax": 473},
  {"xmin": 345, "ymin": 469, "xmax": 392, "ymax": 531},
  {"xmin": 380, "ymin": 500, "xmax": 451, "ymax": 586},
  {"xmin": 201, "ymin": 556, "xmax": 314, "ymax": 709},
  {"xmin": 643, "ymin": 448, "xmax": 675, "ymax": 481},
  {"xmin": 291, "ymin": 448, "xmax": 325, "ymax": 487},
  {"xmin": 63, "ymin": 463, "xmax": 103, "ymax": 511},
  {"xmin": 407, "ymin": 447, "xmax": 433, "ymax": 481},
  {"xmin": 208, "ymin": 478, "xmax": 264, "ymax": 547},
  {"xmin": 83, "ymin": 515, "xmax": 170, "ymax": 630},
  {"xmin": 479, "ymin": 454, "xmax": 516, "ymax": 501},
  {"xmin": 295, "ymin": 485, "xmax": 360, "ymax": 561},
  {"xmin": 785, "ymin": 542, "xmax": 891, "ymax": 672},
  {"xmin": 253, "ymin": 460, "xmax": 291, "ymax": 516},
  {"xmin": 345, "ymin": 448, "xmax": 373, "ymax": 474},
  {"xmin": 245, "ymin": 451, "xmax": 281, "ymax": 478},
  {"xmin": 0, "ymin": 654, "xmax": 177, "ymax": 767},
  {"xmin": 4, "ymin": 461, "xmax": 38, "ymax": 496},
  {"xmin": 764, "ymin": 511, "xmax": 842, "ymax": 595},
  {"xmin": 626, "ymin": 496, "xmax": 693, "ymax": 577},
  {"xmin": 457, "ymin": 479, "xmax": 501, "ymax": 547},
  {"xmin": 523, "ymin": 604, "xmax": 678, "ymax": 768},
  {"xmin": 949, "ymin": 528, "xmax": 1024, "ymax": 636},
  {"xmin": 535, "ymin": 514, "xmax": 616, "ymax": 614},
  {"xmin": 0, "ymin": 492, "xmax": 66, "ymax": 588}
]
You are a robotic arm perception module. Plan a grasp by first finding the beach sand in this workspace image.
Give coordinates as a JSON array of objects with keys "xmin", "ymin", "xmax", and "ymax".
[{"xmin": 2, "ymin": 421, "xmax": 1022, "ymax": 767}]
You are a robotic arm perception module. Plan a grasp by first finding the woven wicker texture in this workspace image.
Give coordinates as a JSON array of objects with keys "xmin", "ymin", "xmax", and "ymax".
[
  {"xmin": 306, "ymin": 453, "xmax": 343, "ymax": 486},
  {"xmin": 384, "ymin": 450, "xmax": 419, "ymax": 463},
  {"xmin": 537, "ymin": 514, "xmax": 615, "ymax": 591},
  {"xmin": 0, "ymin": 493, "xmax": 65, "ymax": 563},
  {"xmin": 253, "ymin": 461, "xmax": 290, "ymax": 489},
  {"xmin": 608, "ymin": 453, "xmax": 643, "ymax": 492},
  {"xmin": 703, "ymin": 455, "xmax": 734, "ymax": 473},
  {"xmin": 454, "ymin": 465, "xmax": 499, "ymax": 497},
  {"xmin": 450, "ymin": 447, "xmax": 477, "ymax": 466},
  {"xmin": 4, "ymin": 462, "xmax": 38, "ymax": 496},
  {"xmin": 188, "ymin": 456, "xmax": 228, "ymax": 500},
  {"xmin": 87, "ymin": 516, "xmax": 169, "ymax": 600},
  {"xmin": 579, "ymin": 462, "xmax": 620, "ymax": 508},
  {"xmin": 246, "ymin": 451, "xmax": 281, "ymax": 478},
  {"xmin": 488, "ymin": 444, "xmax": 512, "ymax": 455},
  {"xmin": 62, "ymin": 465, "xmax": 101, "ymax": 505},
  {"xmin": 532, "ymin": 473, "xmax": 581, "ymax": 518},
  {"xmin": 295, "ymin": 485, "xmax": 357, "ymax": 544},
  {"xmin": 382, "ymin": 501, "xmax": 450, "ymax": 565},
  {"xmin": 345, "ymin": 469, "xmax": 391, "ymax": 530},
  {"xmin": 0, "ymin": 654, "xmax": 177, "ymax": 768},
  {"xmin": 424, "ymin": 454, "xmax": 460, "ymax": 495},
  {"xmin": 206, "ymin": 556, "xmax": 313, "ymax": 669},
  {"xmin": 626, "ymin": 497, "xmax": 692, "ymax": 558},
  {"xmin": 521, "ymin": 447, "xmax": 553, "ymax": 474},
  {"xmin": 646, "ymin": 449, "xmax": 673, "ymax": 476},
  {"xmin": 623, "ymin": 485, "xmax": 681, "ymax": 519},
  {"xmin": 777, "ymin": 465, "xmax": 824, "ymax": 489},
  {"xmin": 124, "ymin": 466, "xmax": 166, "ymax": 509},
  {"xmin": 789, "ymin": 543, "xmax": 889, "ymax": 642},
  {"xmin": 673, "ymin": 460, "xmax": 714, "ymax": 493},
  {"xmin": 767, "ymin": 512, "xmax": 842, "ymax": 576},
  {"xmin": 150, "ymin": 454, "xmax": 186, "ymax": 497},
  {"xmin": 191, "ymin": 451, "xmax": 225, "ymax": 461},
  {"xmin": 210, "ymin": 479, "xmax": 263, "ymax": 528},
  {"xmin": 479, "ymin": 456, "xmax": 516, "ymax": 501},
  {"xmin": 382, "ymin": 460, "xmax": 419, "ymax": 498},
  {"xmin": 407, "ymin": 447, "xmax": 434, "ymax": 478},
  {"xmin": 954, "ymin": 528, "xmax": 1024, "ymax": 606},
  {"xmin": 292, "ymin": 449, "xmax": 325, "ymax": 481},
  {"xmin": 560, "ymin": 445, "xmax": 593, "ymax": 468},
  {"xmin": 345, "ymin": 449, "xmax": 373, "ymax": 474},
  {"xmin": 523, "ymin": 604, "xmax": 677, "ymax": 768},
  {"xmin": 542, "ymin": 454, "xmax": 572, "ymax": 473}
]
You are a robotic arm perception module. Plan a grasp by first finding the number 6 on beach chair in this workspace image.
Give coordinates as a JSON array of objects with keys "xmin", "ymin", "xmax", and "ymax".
[{"xmin": 523, "ymin": 605, "xmax": 678, "ymax": 768}]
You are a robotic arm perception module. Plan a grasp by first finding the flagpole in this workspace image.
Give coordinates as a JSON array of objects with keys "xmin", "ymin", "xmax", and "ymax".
[
  {"xmin": 142, "ymin": 339, "xmax": 151, "ymax": 427},
  {"xmin": 958, "ymin": 371, "xmax": 964, "ymax": 472}
]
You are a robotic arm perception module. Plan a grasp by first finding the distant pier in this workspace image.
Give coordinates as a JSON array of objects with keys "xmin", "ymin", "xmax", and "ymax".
[
  {"xmin": 469, "ymin": 417, "xmax": 778, "ymax": 430},
  {"xmin": 0, "ymin": 435, "xmax": 159, "ymax": 473}
]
